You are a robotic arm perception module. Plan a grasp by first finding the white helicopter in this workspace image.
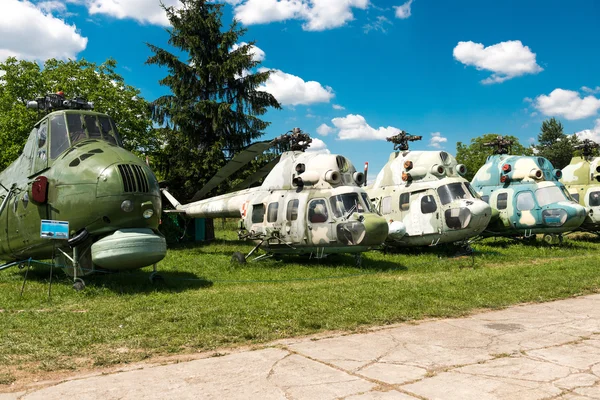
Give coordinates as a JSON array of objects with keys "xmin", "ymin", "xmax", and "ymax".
[
  {"xmin": 366, "ymin": 132, "xmax": 493, "ymax": 249},
  {"xmin": 162, "ymin": 129, "xmax": 390, "ymax": 264}
]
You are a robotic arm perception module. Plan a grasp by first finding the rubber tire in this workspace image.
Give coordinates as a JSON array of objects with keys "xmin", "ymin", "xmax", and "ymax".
[{"xmin": 231, "ymin": 252, "xmax": 246, "ymax": 264}]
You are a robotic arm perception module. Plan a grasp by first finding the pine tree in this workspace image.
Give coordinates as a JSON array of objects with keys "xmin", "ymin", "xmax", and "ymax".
[
  {"xmin": 535, "ymin": 118, "xmax": 577, "ymax": 170},
  {"xmin": 146, "ymin": 0, "xmax": 281, "ymax": 199}
]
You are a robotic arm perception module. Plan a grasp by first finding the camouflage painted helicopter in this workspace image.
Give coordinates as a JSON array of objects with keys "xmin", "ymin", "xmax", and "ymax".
[
  {"xmin": 366, "ymin": 132, "xmax": 492, "ymax": 248},
  {"xmin": 561, "ymin": 139, "xmax": 600, "ymax": 232},
  {"xmin": 471, "ymin": 136, "xmax": 586, "ymax": 243},
  {"xmin": 162, "ymin": 128, "xmax": 389, "ymax": 264},
  {"xmin": 0, "ymin": 93, "xmax": 166, "ymax": 289}
]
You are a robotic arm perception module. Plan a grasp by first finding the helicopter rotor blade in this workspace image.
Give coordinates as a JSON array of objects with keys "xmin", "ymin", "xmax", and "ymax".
[
  {"xmin": 231, "ymin": 156, "xmax": 281, "ymax": 191},
  {"xmin": 190, "ymin": 139, "xmax": 276, "ymax": 202}
]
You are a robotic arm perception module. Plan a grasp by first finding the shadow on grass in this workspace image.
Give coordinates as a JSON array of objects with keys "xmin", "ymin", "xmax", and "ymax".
[
  {"xmin": 14, "ymin": 265, "xmax": 213, "ymax": 294},
  {"xmin": 480, "ymin": 237, "xmax": 588, "ymax": 250}
]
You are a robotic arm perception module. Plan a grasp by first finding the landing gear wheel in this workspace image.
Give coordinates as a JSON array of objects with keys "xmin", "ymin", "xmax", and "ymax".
[
  {"xmin": 231, "ymin": 252, "xmax": 247, "ymax": 264},
  {"xmin": 543, "ymin": 233, "xmax": 561, "ymax": 245},
  {"xmin": 149, "ymin": 272, "xmax": 164, "ymax": 284},
  {"xmin": 354, "ymin": 254, "xmax": 363, "ymax": 268},
  {"xmin": 72, "ymin": 278, "xmax": 85, "ymax": 291}
]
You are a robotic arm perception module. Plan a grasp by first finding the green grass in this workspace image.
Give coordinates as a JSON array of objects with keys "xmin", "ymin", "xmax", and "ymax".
[{"xmin": 1, "ymin": 223, "xmax": 600, "ymax": 385}]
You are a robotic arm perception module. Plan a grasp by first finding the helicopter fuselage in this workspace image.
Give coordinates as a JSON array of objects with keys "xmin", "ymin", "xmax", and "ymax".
[
  {"xmin": 0, "ymin": 109, "xmax": 166, "ymax": 275},
  {"xmin": 367, "ymin": 150, "xmax": 492, "ymax": 247},
  {"xmin": 472, "ymin": 155, "xmax": 586, "ymax": 236},
  {"xmin": 561, "ymin": 156, "xmax": 600, "ymax": 231},
  {"xmin": 163, "ymin": 151, "xmax": 389, "ymax": 255}
]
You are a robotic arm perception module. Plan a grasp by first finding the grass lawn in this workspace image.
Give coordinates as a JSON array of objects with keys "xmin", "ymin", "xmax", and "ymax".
[{"xmin": 1, "ymin": 222, "xmax": 600, "ymax": 388}]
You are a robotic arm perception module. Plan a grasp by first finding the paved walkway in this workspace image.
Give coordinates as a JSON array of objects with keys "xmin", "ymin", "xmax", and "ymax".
[{"xmin": 3, "ymin": 294, "xmax": 600, "ymax": 399}]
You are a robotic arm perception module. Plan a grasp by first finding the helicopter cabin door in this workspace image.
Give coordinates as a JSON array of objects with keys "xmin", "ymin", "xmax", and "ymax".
[
  {"xmin": 307, "ymin": 198, "xmax": 334, "ymax": 246},
  {"xmin": 408, "ymin": 190, "xmax": 438, "ymax": 236},
  {"xmin": 513, "ymin": 190, "xmax": 540, "ymax": 229},
  {"xmin": 284, "ymin": 198, "xmax": 302, "ymax": 242},
  {"xmin": 30, "ymin": 119, "xmax": 49, "ymax": 176}
]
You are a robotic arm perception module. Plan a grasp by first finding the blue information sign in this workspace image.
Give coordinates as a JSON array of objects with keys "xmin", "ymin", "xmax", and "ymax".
[{"xmin": 40, "ymin": 220, "xmax": 69, "ymax": 240}]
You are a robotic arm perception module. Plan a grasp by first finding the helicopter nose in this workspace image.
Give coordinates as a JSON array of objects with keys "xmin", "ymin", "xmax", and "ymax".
[
  {"xmin": 466, "ymin": 200, "xmax": 493, "ymax": 231},
  {"xmin": 360, "ymin": 214, "xmax": 389, "ymax": 246},
  {"xmin": 543, "ymin": 203, "xmax": 586, "ymax": 229}
]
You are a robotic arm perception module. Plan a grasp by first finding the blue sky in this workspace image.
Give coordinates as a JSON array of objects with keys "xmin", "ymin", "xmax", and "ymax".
[{"xmin": 2, "ymin": 0, "xmax": 600, "ymax": 176}]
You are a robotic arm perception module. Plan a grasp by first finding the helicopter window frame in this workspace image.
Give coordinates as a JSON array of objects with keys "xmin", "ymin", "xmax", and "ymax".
[
  {"xmin": 399, "ymin": 192, "xmax": 410, "ymax": 211},
  {"xmin": 571, "ymin": 192, "xmax": 580, "ymax": 203},
  {"xmin": 420, "ymin": 194, "xmax": 437, "ymax": 214},
  {"xmin": 589, "ymin": 191, "xmax": 600, "ymax": 207},
  {"xmin": 251, "ymin": 204, "xmax": 265, "ymax": 224},
  {"xmin": 99, "ymin": 115, "xmax": 119, "ymax": 145},
  {"xmin": 329, "ymin": 193, "xmax": 362, "ymax": 218},
  {"xmin": 37, "ymin": 121, "xmax": 48, "ymax": 149},
  {"xmin": 267, "ymin": 202, "xmax": 279, "ymax": 223},
  {"xmin": 437, "ymin": 182, "xmax": 470, "ymax": 206},
  {"xmin": 516, "ymin": 191, "xmax": 536, "ymax": 211},
  {"xmin": 84, "ymin": 115, "xmax": 101, "ymax": 139},
  {"xmin": 49, "ymin": 114, "xmax": 70, "ymax": 159},
  {"xmin": 308, "ymin": 199, "xmax": 329, "ymax": 223},
  {"xmin": 286, "ymin": 199, "xmax": 299, "ymax": 221},
  {"xmin": 381, "ymin": 196, "xmax": 393, "ymax": 215},
  {"xmin": 361, "ymin": 192, "xmax": 376, "ymax": 214},
  {"xmin": 496, "ymin": 192, "xmax": 508, "ymax": 210},
  {"xmin": 481, "ymin": 195, "xmax": 490, "ymax": 204}
]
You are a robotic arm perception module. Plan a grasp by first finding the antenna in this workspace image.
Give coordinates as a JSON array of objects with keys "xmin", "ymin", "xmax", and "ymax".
[
  {"xmin": 274, "ymin": 127, "xmax": 313, "ymax": 152},
  {"xmin": 482, "ymin": 135, "xmax": 513, "ymax": 155},
  {"xmin": 386, "ymin": 130, "xmax": 422, "ymax": 151},
  {"xmin": 574, "ymin": 139, "xmax": 600, "ymax": 159}
]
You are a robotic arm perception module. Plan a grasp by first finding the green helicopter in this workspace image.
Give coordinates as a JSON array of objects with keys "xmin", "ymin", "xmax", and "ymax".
[{"xmin": 0, "ymin": 93, "xmax": 166, "ymax": 290}]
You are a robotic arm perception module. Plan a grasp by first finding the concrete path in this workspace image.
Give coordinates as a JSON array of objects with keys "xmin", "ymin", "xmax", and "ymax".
[{"xmin": 4, "ymin": 294, "xmax": 600, "ymax": 399}]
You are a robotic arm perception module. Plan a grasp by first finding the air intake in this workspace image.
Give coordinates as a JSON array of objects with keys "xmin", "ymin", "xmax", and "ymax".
[{"xmin": 118, "ymin": 164, "xmax": 149, "ymax": 193}]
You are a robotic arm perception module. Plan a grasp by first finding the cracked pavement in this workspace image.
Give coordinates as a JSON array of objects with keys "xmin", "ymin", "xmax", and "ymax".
[{"xmin": 3, "ymin": 294, "xmax": 600, "ymax": 399}]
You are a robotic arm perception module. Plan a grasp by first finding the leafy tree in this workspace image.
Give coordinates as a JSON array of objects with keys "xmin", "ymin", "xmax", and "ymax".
[
  {"xmin": 534, "ymin": 118, "xmax": 578, "ymax": 170},
  {"xmin": 0, "ymin": 57, "xmax": 154, "ymax": 170},
  {"xmin": 146, "ymin": 0, "xmax": 281, "ymax": 200},
  {"xmin": 456, "ymin": 134, "xmax": 533, "ymax": 181}
]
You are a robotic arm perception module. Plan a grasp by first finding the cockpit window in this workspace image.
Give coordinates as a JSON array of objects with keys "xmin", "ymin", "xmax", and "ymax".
[
  {"xmin": 361, "ymin": 192, "xmax": 377, "ymax": 213},
  {"xmin": 437, "ymin": 183, "xmax": 471, "ymax": 205},
  {"xmin": 464, "ymin": 182, "xmax": 481, "ymax": 199},
  {"xmin": 84, "ymin": 115, "xmax": 101, "ymax": 138},
  {"xmin": 99, "ymin": 116, "xmax": 118, "ymax": 144},
  {"xmin": 67, "ymin": 113, "xmax": 122, "ymax": 146},
  {"xmin": 536, "ymin": 186, "xmax": 567, "ymax": 207},
  {"xmin": 330, "ymin": 193, "xmax": 363, "ymax": 218},
  {"xmin": 50, "ymin": 114, "xmax": 69, "ymax": 159}
]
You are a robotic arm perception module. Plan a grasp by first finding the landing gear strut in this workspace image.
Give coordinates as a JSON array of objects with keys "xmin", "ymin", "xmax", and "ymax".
[{"xmin": 149, "ymin": 264, "xmax": 163, "ymax": 283}]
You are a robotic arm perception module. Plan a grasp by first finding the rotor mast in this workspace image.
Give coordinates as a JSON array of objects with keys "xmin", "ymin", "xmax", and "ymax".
[
  {"xmin": 386, "ymin": 130, "xmax": 422, "ymax": 151},
  {"xmin": 482, "ymin": 135, "xmax": 513, "ymax": 155},
  {"xmin": 574, "ymin": 139, "xmax": 600, "ymax": 159}
]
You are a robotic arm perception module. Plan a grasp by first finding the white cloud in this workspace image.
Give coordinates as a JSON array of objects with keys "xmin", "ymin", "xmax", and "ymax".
[
  {"xmin": 0, "ymin": 0, "xmax": 87, "ymax": 61},
  {"xmin": 231, "ymin": 0, "xmax": 369, "ymax": 31},
  {"xmin": 332, "ymin": 104, "xmax": 345, "ymax": 110},
  {"xmin": 84, "ymin": 0, "xmax": 180, "ymax": 26},
  {"xmin": 331, "ymin": 114, "xmax": 401, "ymax": 140},
  {"xmin": 394, "ymin": 0, "xmax": 413, "ymax": 19},
  {"xmin": 575, "ymin": 119, "xmax": 600, "ymax": 143},
  {"xmin": 231, "ymin": 42, "xmax": 265, "ymax": 62},
  {"xmin": 306, "ymin": 137, "xmax": 330, "ymax": 154},
  {"xmin": 581, "ymin": 86, "xmax": 600, "ymax": 95},
  {"xmin": 453, "ymin": 40, "xmax": 543, "ymax": 84},
  {"xmin": 316, "ymin": 123, "xmax": 333, "ymax": 136},
  {"xmin": 534, "ymin": 89, "xmax": 600, "ymax": 120},
  {"xmin": 37, "ymin": 1, "xmax": 67, "ymax": 14},
  {"xmin": 428, "ymin": 132, "xmax": 447, "ymax": 148},
  {"xmin": 258, "ymin": 68, "xmax": 334, "ymax": 106}
]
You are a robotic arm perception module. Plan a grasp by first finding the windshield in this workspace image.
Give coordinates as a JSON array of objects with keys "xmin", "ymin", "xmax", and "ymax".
[
  {"xmin": 536, "ymin": 186, "xmax": 568, "ymax": 207},
  {"xmin": 361, "ymin": 192, "xmax": 377, "ymax": 213},
  {"xmin": 437, "ymin": 183, "xmax": 472, "ymax": 205},
  {"xmin": 330, "ymin": 193, "xmax": 365, "ymax": 218},
  {"xmin": 66, "ymin": 113, "xmax": 122, "ymax": 146}
]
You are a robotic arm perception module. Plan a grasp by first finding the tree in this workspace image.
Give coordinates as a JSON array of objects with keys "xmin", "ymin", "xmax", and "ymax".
[
  {"xmin": 0, "ymin": 57, "xmax": 154, "ymax": 170},
  {"xmin": 534, "ymin": 118, "xmax": 578, "ymax": 170},
  {"xmin": 456, "ymin": 134, "xmax": 533, "ymax": 181},
  {"xmin": 146, "ymin": 0, "xmax": 281, "ymax": 200}
]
